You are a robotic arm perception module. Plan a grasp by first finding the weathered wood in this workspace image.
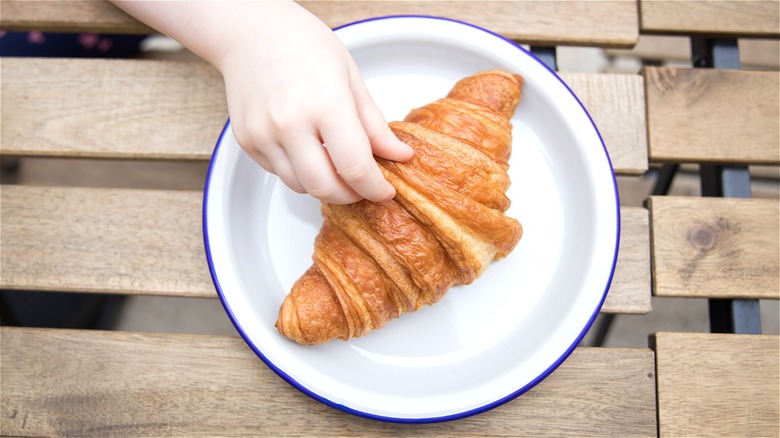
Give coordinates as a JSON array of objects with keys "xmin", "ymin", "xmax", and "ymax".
[
  {"xmin": 648, "ymin": 196, "xmax": 780, "ymax": 299},
  {"xmin": 0, "ymin": 185, "xmax": 651, "ymax": 314},
  {"xmin": 602, "ymin": 207, "xmax": 652, "ymax": 314},
  {"xmin": 653, "ymin": 332, "xmax": 780, "ymax": 437},
  {"xmin": 0, "ymin": 57, "xmax": 648, "ymax": 175},
  {"xmin": 608, "ymin": 35, "xmax": 692, "ymax": 62},
  {"xmin": 306, "ymin": 0, "xmax": 640, "ymax": 47},
  {"xmin": 639, "ymin": 0, "xmax": 780, "ymax": 37},
  {"xmin": 645, "ymin": 67, "xmax": 780, "ymax": 165},
  {"xmin": 560, "ymin": 72, "xmax": 648, "ymax": 175},
  {"xmin": 0, "ymin": 327, "xmax": 657, "ymax": 436},
  {"xmin": 0, "ymin": 185, "xmax": 213, "ymax": 297},
  {"xmin": 0, "ymin": 0, "xmax": 639, "ymax": 47},
  {"xmin": 608, "ymin": 36, "xmax": 780, "ymax": 70},
  {"xmin": 0, "ymin": 0, "xmax": 154, "ymax": 34},
  {"xmin": 0, "ymin": 57, "xmax": 227, "ymax": 161}
]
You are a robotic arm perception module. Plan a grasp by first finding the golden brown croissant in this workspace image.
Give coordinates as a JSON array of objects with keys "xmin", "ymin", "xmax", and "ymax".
[{"xmin": 276, "ymin": 70, "xmax": 524, "ymax": 344}]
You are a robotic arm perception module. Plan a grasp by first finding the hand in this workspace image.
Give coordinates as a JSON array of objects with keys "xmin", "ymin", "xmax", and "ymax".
[
  {"xmin": 109, "ymin": 0, "xmax": 413, "ymax": 204},
  {"xmin": 215, "ymin": 3, "xmax": 413, "ymax": 204}
]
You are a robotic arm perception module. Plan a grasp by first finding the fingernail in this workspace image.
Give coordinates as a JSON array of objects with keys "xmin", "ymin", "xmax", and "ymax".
[{"xmin": 386, "ymin": 185, "xmax": 397, "ymax": 201}]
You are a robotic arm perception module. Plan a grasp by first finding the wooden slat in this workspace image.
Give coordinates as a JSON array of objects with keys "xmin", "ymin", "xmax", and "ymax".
[
  {"xmin": 648, "ymin": 196, "xmax": 780, "ymax": 299},
  {"xmin": 306, "ymin": 0, "xmax": 640, "ymax": 47},
  {"xmin": 0, "ymin": 327, "xmax": 657, "ymax": 436},
  {"xmin": 0, "ymin": 185, "xmax": 214, "ymax": 297},
  {"xmin": 739, "ymin": 39, "xmax": 780, "ymax": 70},
  {"xmin": 653, "ymin": 332, "xmax": 780, "ymax": 437},
  {"xmin": 0, "ymin": 0, "xmax": 640, "ymax": 47},
  {"xmin": 560, "ymin": 72, "xmax": 648, "ymax": 175},
  {"xmin": 607, "ymin": 35, "xmax": 692, "ymax": 63},
  {"xmin": 0, "ymin": 57, "xmax": 227, "ymax": 161},
  {"xmin": 1, "ymin": 57, "xmax": 648, "ymax": 175},
  {"xmin": 645, "ymin": 67, "xmax": 780, "ymax": 165},
  {"xmin": 609, "ymin": 36, "xmax": 780, "ymax": 70},
  {"xmin": 602, "ymin": 207, "xmax": 652, "ymax": 314},
  {"xmin": 0, "ymin": 185, "xmax": 651, "ymax": 314},
  {"xmin": 640, "ymin": 0, "xmax": 780, "ymax": 37},
  {"xmin": 0, "ymin": 0, "xmax": 154, "ymax": 34}
]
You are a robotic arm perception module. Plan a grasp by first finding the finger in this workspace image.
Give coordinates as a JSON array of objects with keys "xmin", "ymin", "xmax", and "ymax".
[
  {"xmin": 283, "ymin": 131, "xmax": 362, "ymax": 204},
  {"xmin": 348, "ymin": 64, "xmax": 414, "ymax": 162},
  {"xmin": 248, "ymin": 150, "xmax": 274, "ymax": 174},
  {"xmin": 319, "ymin": 105, "xmax": 396, "ymax": 203},
  {"xmin": 245, "ymin": 144, "xmax": 305, "ymax": 194}
]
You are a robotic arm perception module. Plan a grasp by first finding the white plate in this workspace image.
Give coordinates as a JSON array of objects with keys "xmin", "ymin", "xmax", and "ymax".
[{"xmin": 203, "ymin": 16, "xmax": 619, "ymax": 423}]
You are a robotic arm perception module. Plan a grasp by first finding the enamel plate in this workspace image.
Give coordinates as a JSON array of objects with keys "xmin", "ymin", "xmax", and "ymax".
[{"xmin": 204, "ymin": 16, "xmax": 620, "ymax": 422}]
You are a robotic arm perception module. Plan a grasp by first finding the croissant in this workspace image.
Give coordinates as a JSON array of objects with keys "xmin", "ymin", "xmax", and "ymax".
[{"xmin": 276, "ymin": 70, "xmax": 525, "ymax": 344}]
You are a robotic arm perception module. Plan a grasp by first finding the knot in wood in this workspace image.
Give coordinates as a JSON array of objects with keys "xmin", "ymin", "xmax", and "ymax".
[{"xmin": 688, "ymin": 224, "xmax": 716, "ymax": 251}]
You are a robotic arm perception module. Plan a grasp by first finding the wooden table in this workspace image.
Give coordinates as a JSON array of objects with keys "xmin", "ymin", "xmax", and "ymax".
[{"xmin": 1, "ymin": 1, "xmax": 777, "ymax": 436}]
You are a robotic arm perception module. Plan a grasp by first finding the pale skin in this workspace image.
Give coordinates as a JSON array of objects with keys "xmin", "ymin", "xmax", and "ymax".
[{"xmin": 111, "ymin": 0, "xmax": 413, "ymax": 204}]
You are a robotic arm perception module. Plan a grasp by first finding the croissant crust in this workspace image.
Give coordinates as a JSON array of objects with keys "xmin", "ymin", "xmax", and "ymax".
[{"xmin": 276, "ymin": 70, "xmax": 524, "ymax": 344}]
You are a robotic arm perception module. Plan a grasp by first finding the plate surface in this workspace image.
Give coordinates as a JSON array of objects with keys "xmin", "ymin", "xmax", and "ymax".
[{"xmin": 203, "ymin": 16, "xmax": 619, "ymax": 422}]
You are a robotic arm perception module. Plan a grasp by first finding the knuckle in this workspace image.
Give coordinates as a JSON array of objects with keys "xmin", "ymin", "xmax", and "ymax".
[
  {"xmin": 232, "ymin": 118, "xmax": 271, "ymax": 152},
  {"xmin": 298, "ymin": 168, "xmax": 359, "ymax": 204},
  {"xmin": 307, "ymin": 184, "xmax": 360, "ymax": 204},
  {"xmin": 289, "ymin": 185, "xmax": 306, "ymax": 194},
  {"xmin": 336, "ymin": 161, "xmax": 372, "ymax": 185},
  {"xmin": 268, "ymin": 99, "xmax": 313, "ymax": 134},
  {"xmin": 299, "ymin": 171, "xmax": 336, "ymax": 199},
  {"xmin": 231, "ymin": 125, "xmax": 253, "ymax": 150},
  {"xmin": 363, "ymin": 109, "xmax": 388, "ymax": 138},
  {"xmin": 305, "ymin": 183, "xmax": 338, "ymax": 201},
  {"xmin": 270, "ymin": 113, "xmax": 297, "ymax": 135},
  {"xmin": 278, "ymin": 172, "xmax": 305, "ymax": 194}
]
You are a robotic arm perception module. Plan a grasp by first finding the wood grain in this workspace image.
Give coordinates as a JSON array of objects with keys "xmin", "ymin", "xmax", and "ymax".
[
  {"xmin": 0, "ymin": 185, "xmax": 214, "ymax": 297},
  {"xmin": 640, "ymin": 0, "xmax": 780, "ymax": 37},
  {"xmin": 644, "ymin": 67, "xmax": 780, "ymax": 165},
  {"xmin": 0, "ymin": 327, "xmax": 657, "ymax": 437},
  {"xmin": 0, "ymin": 0, "xmax": 639, "ymax": 47},
  {"xmin": 0, "ymin": 185, "xmax": 651, "ymax": 314},
  {"xmin": 653, "ymin": 332, "xmax": 780, "ymax": 437},
  {"xmin": 302, "ymin": 0, "xmax": 640, "ymax": 47},
  {"xmin": 607, "ymin": 35, "xmax": 691, "ymax": 63},
  {"xmin": 560, "ymin": 72, "xmax": 648, "ymax": 175},
  {"xmin": 0, "ymin": 57, "xmax": 227, "ymax": 160},
  {"xmin": 609, "ymin": 36, "xmax": 780, "ymax": 70},
  {"xmin": 0, "ymin": 0, "xmax": 154, "ymax": 34},
  {"xmin": 602, "ymin": 207, "xmax": 652, "ymax": 314},
  {"xmin": 1, "ymin": 57, "xmax": 648, "ymax": 175},
  {"xmin": 648, "ymin": 196, "xmax": 780, "ymax": 299}
]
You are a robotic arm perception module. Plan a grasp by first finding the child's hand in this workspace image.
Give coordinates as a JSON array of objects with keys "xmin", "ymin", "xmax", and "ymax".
[
  {"xmin": 110, "ymin": 0, "xmax": 412, "ymax": 204},
  {"xmin": 217, "ymin": 2, "xmax": 413, "ymax": 204}
]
